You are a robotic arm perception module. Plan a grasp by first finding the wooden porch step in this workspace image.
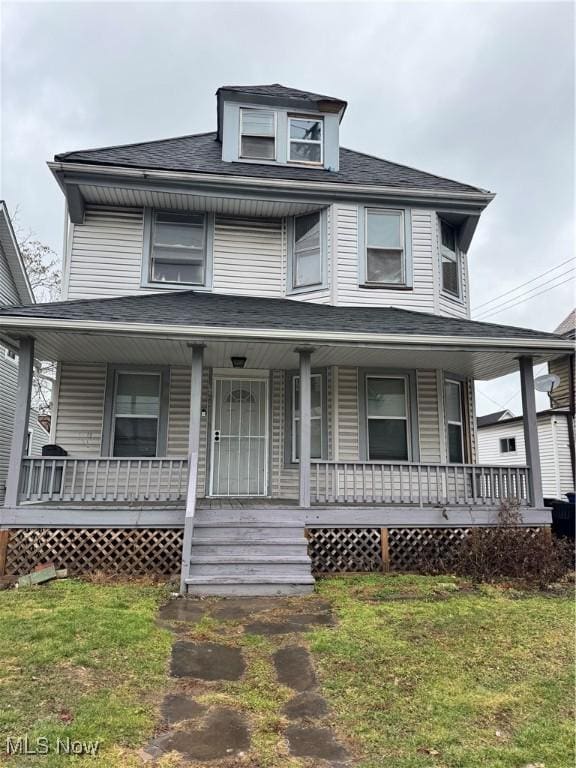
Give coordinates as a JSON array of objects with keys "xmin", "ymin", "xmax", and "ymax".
[
  {"xmin": 185, "ymin": 574, "xmax": 315, "ymax": 596},
  {"xmin": 190, "ymin": 555, "xmax": 311, "ymax": 565}
]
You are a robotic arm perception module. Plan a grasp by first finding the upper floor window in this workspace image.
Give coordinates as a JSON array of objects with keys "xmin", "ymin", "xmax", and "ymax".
[
  {"xmin": 150, "ymin": 211, "xmax": 207, "ymax": 285},
  {"xmin": 365, "ymin": 209, "xmax": 405, "ymax": 286},
  {"xmin": 445, "ymin": 379, "xmax": 465, "ymax": 463},
  {"xmin": 289, "ymin": 117, "xmax": 323, "ymax": 164},
  {"xmin": 240, "ymin": 108, "xmax": 276, "ymax": 160},
  {"xmin": 293, "ymin": 212, "xmax": 322, "ymax": 289},
  {"xmin": 500, "ymin": 437, "xmax": 516, "ymax": 454},
  {"xmin": 440, "ymin": 220, "xmax": 460, "ymax": 298}
]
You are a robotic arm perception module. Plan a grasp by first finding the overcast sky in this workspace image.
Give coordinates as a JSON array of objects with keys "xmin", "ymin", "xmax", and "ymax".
[{"xmin": 1, "ymin": 0, "xmax": 574, "ymax": 414}]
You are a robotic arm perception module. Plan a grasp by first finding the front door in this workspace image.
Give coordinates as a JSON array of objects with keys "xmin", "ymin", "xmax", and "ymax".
[{"xmin": 209, "ymin": 376, "xmax": 269, "ymax": 496}]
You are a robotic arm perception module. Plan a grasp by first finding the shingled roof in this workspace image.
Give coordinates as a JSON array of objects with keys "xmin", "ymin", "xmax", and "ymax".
[
  {"xmin": 0, "ymin": 290, "xmax": 564, "ymax": 343},
  {"xmin": 54, "ymin": 131, "xmax": 489, "ymax": 195},
  {"xmin": 217, "ymin": 83, "xmax": 346, "ymax": 108}
]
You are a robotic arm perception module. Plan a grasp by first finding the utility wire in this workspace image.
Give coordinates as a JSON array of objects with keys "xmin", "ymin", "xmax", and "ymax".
[
  {"xmin": 475, "ymin": 273, "xmax": 575, "ymax": 321},
  {"xmin": 472, "ymin": 257, "xmax": 575, "ymax": 312}
]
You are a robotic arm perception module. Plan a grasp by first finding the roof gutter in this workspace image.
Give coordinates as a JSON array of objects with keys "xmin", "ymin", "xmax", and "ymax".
[
  {"xmin": 47, "ymin": 161, "xmax": 495, "ymax": 206},
  {"xmin": 0, "ymin": 315, "xmax": 571, "ymax": 354}
]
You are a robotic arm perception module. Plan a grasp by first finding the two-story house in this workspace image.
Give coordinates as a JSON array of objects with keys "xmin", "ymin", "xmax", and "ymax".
[{"xmin": 0, "ymin": 85, "xmax": 572, "ymax": 593}]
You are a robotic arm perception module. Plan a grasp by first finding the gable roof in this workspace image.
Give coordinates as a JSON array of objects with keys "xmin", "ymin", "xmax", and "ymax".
[
  {"xmin": 0, "ymin": 202, "xmax": 34, "ymax": 305},
  {"xmin": 477, "ymin": 408, "xmax": 569, "ymax": 429},
  {"xmin": 0, "ymin": 289, "xmax": 565, "ymax": 344},
  {"xmin": 54, "ymin": 131, "xmax": 489, "ymax": 196},
  {"xmin": 554, "ymin": 309, "xmax": 576, "ymax": 338},
  {"xmin": 476, "ymin": 410, "xmax": 514, "ymax": 428}
]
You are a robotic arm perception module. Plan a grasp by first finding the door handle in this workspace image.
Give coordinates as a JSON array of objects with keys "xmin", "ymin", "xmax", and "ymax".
[{"xmin": 214, "ymin": 430, "xmax": 220, "ymax": 443}]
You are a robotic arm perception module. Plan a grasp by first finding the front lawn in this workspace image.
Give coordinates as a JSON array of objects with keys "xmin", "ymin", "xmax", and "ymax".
[
  {"xmin": 0, "ymin": 575, "xmax": 573, "ymax": 767},
  {"xmin": 311, "ymin": 575, "xmax": 575, "ymax": 768}
]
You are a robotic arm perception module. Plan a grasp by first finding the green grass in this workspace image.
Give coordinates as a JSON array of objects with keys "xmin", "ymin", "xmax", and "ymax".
[
  {"xmin": 0, "ymin": 576, "xmax": 573, "ymax": 767},
  {"xmin": 310, "ymin": 574, "xmax": 575, "ymax": 768},
  {"xmin": 0, "ymin": 580, "xmax": 172, "ymax": 767}
]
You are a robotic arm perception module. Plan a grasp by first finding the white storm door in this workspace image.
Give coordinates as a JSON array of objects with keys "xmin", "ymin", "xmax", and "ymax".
[{"xmin": 210, "ymin": 377, "xmax": 268, "ymax": 496}]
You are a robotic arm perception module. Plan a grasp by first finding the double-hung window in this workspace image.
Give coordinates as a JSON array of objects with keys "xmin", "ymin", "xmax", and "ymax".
[
  {"xmin": 292, "ymin": 212, "xmax": 322, "ymax": 288},
  {"xmin": 240, "ymin": 108, "xmax": 276, "ymax": 160},
  {"xmin": 112, "ymin": 372, "xmax": 161, "ymax": 457},
  {"xmin": 366, "ymin": 376, "xmax": 409, "ymax": 461},
  {"xmin": 292, "ymin": 373, "xmax": 323, "ymax": 462},
  {"xmin": 445, "ymin": 379, "xmax": 465, "ymax": 463},
  {"xmin": 150, "ymin": 211, "xmax": 207, "ymax": 285},
  {"xmin": 500, "ymin": 437, "xmax": 516, "ymax": 454},
  {"xmin": 440, "ymin": 220, "xmax": 460, "ymax": 298},
  {"xmin": 289, "ymin": 117, "xmax": 323, "ymax": 164},
  {"xmin": 365, "ymin": 209, "xmax": 405, "ymax": 286}
]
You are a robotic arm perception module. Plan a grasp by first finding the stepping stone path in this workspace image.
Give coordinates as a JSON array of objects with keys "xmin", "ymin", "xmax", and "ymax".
[{"xmin": 146, "ymin": 595, "xmax": 351, "ymax": 764}]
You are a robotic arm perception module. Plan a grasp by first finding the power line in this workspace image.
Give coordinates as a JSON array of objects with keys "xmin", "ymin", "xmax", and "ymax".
[
  {"xmin": 475, "ymin": 274, "xmax": 575, "ymax": 321},
  {"xmin": 474, "ymin": 268, "xmax": 575, "ymax": 320},
  {"xmin": 472, "ymin": 257, "xmax": 575, "ymax": 312}
]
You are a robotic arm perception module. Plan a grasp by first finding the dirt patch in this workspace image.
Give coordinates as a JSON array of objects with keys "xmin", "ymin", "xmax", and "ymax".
[
  {"xmin": 161, "ymin": 693, "xmax": 207, "ymax": 724},
  {"xmin": 159, "ymin": 599, "xmax": 206, "ymax": 622},
  {"xmin": 285, "ymin": 724, "xmax": 349, "ymax": 761},
  {"xmin": 282, "ymin": 691, "xmax": 329, "ymax": 720}
]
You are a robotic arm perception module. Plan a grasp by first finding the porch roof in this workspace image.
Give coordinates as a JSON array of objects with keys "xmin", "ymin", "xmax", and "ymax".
[{"xmin": 0, "ymin": 290, "xmax": 571, "ymax": 379}]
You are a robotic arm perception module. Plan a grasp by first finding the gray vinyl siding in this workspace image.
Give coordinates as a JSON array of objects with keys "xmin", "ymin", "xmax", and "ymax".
[
  {"xmin": 212, "ymin": 217, "xmax": 284, "ymax": 298},
  {"xmin": 0, "ymin": 353, "xmax": 17, "ymax": 502},
  {"xmin": 548, "ymin": 356, "xmax": 573, "ymax": 410},
  {"xmin": 54, "ymin": 363, "xmax": 107, "ymax": 454},
  {"xmin": 0, "ymin": 244, "xmax": 20, "ymax": 305},
  {"xmin": 477, "ymin": 414, "xmax": 574, "ymax": 499},
  {"xmin": 417, "ymin": 370, "xmax": 443, "ymax": 463},
  {"xmin": 336, "ymin": 367, "xmax": 360, "ymax": 459}
]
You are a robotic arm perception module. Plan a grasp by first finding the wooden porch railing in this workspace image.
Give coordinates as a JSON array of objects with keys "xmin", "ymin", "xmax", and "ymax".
[
  {"xmin": 311, "ymin": 462, "xmax": 532, "ymax": 507},
  {"xmin": 18, "ymin": 457, "xmax": 189, "ymax": 504}
]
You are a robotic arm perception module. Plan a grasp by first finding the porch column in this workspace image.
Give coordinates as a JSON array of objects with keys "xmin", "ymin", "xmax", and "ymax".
[
  {"xmin": 5, "ymin": 337, "xmax": 35, "ymax": 508},
  {"xmin": 180, "ymin": 343, "xmax": 205, "ymax": 593},
  {"xmin": 519, "ymin": 356, "xmax": 544, "ymax": 508},
  {"xmin": 297, "ymin": 347, "xmax": 314, "ymax": 508}
]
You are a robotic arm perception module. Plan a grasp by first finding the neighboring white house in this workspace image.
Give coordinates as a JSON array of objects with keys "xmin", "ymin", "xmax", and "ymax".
[
  {"xmin": 478, "ymin": 409, "xmax": 574, "ymax": 500},
  {"xmin": 0, "ymin": 201, "xmax": 49, "ymax": 503}
]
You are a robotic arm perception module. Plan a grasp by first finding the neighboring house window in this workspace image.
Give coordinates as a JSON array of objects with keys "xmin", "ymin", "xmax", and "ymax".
[
  {"xmin": 240, "ymin": 108, "xmax": 276, "ymax": 160},
  {"xmin": 292, "ymin": 212, "xmax": 322, "ymax": 288},
  {"xmin": 365, "ymin": 209, "xmax": 405, "ymax": 286},
  {"xmin": 111, "ymin": 372, "xmax": 162, "ymax": 457},
  {"xmin": 500, "ymin": 437, "xmax": 516, "ymax": 453},
  {"xmin": 289, "ymin": 116, "xmax": 323, "ymax": 164},
  {"xmin": 150, "ymin": 211, "xmax": 207, "ymax": 285},
  {"xmin": 445, "ymin": 379, "xmax": 465, "ymax": 463},
  {"xmin": 4, "ymin": 348, "xmax": 17, "ymax": 362},
  {"xmin": 290, "ymin": 372, "xmax": 324, "ymax": 462},
  {"xmin": 440, "ymin": 219, "xmax": 460, "ymax": 298},
  {"xmin": 366, "ymin": 376, "xmax": 410, "ymax": 461}
]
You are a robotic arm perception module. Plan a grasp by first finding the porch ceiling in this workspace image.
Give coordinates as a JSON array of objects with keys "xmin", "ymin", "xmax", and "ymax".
[{"xmin": 1, "ymin": 327, "xmax": 567, "ymax": 380}]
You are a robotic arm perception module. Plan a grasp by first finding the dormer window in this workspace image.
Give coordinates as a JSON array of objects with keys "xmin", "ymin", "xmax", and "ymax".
[
  {"xmin": 289, "ymin": 117, "xmax": 323, "ymax": 164},
  {"xmin": 239, "ymin": 108, "xmax": 276, "ymax": 160}
]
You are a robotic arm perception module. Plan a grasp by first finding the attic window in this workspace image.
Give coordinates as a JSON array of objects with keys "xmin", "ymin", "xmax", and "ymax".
[
  {"xmin": 289, "ymin": 117, "xmax": 323, "ymax": 164},
  {"xmin": 239, "ymin": 108, "xmax": 276, "ymax": 160}
]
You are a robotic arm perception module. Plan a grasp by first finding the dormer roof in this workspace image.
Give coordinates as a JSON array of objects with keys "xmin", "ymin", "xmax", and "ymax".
[{"xmin": 217, "ymin": 83, "xmax": 347, "ymax": 112}]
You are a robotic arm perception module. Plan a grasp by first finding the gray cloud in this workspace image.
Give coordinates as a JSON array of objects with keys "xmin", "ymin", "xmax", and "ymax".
[{"xmin": 1, "ymin": 1, "xmax": 573, "ymax": 413}]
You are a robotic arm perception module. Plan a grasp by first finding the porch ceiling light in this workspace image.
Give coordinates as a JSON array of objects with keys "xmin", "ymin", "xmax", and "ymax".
[{"xmin": 231, "ymin": 356, "xmax": 247, "ymax": 369}]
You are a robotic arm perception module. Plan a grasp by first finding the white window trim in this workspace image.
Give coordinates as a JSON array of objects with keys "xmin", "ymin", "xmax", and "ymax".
[
  {"xmin": 292, "ymin": 373, "xmax": 323, "ymax": 463},
  {"xmin": 445, "ymin": 378, "xmax": 465, "ymax": 464},
  {"xmin": 365, "ymin": 374, "xmax": 411, "ymax": 461},
  {"xmin": 141, "ymin": 209, "xmax": 214, "ymax": 291},
  {"xmin": 239, "ymin": 107, "xmax": 277, "ymax": 161},
  {"xmin": 440, "ymin": 218, "xmax": 462, "ymax": 300},
  {"xmin": 358, "ymin": 207, "xmax": 413, "ymax": 289},
  {"xmin": 4, "ymin": 347, "xmax": 17, "ymax": 363},
  {"xmin": 288, "ymin": 115, "xmax": 323, "ymax": 166}
]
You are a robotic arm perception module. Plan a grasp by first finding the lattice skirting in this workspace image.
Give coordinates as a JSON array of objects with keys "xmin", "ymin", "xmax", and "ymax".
[
  {"xmin": 307, "ymin": 527, "xmax": 544, "ymax": 574},
  {"xmin": 4, "ymin": 528, "xmax": 183, "ymax": 576}
]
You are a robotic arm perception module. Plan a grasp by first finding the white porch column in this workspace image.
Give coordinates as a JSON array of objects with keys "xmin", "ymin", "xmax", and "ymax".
[
  {"xmin": 519, "ymin": 356, "xmax": 544, "ymax": 508},
  {"xmin": 297, "ymin": 347, "xmax": 313, "ymax": 508},
  {"xmin": 180, "ymin": 343, "xmax": 205, "ymax": 593},
  {"xmin": 5, "ymin": 337, "xmax": 35, "ymax": 508}
]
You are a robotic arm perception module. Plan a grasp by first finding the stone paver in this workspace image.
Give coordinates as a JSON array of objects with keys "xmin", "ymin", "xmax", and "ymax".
[
  {"xmin": 161, "ymin": 693, "xmax": 206, "ymax": 724},
  {"xmin": 285, "ymin": 724, "xmax": 349, "ymax": 761},
  {"xmin": 283, "ymin": 691, "xmax": 329, "ymax": 720},
  {"xmin": 273, "ymin": 645, "xmax": 317, "ymax": 692},
  {"xmin": 147, "ymin": 708, "xmax": 249, "ymax": 761},
  {"xmin": 170, "ymin": 641, "xmax": 245, "ymax": 681},
  {"xmin": 158, "ymin": 600, "xmax": 205, "ymax": 623}
]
